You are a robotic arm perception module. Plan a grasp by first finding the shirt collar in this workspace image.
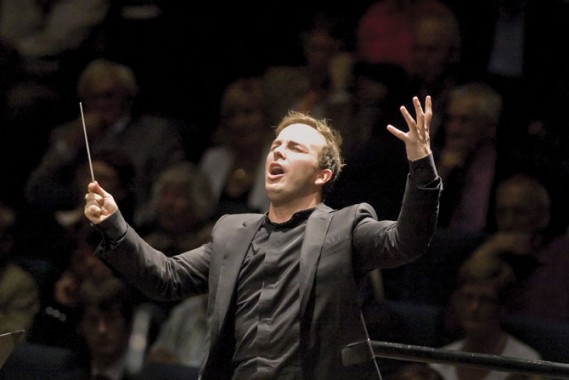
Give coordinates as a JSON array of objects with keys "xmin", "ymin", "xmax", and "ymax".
[{"xmin": 264, "ymin": 207, "xmax": 315, "ymax": 228}]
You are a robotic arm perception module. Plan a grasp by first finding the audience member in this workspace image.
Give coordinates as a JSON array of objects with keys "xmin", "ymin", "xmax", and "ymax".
[
  {"xmin": 139, "ymin": 161, "xmax": 215, "ymax": 257},
  {"xmin": 430, "ymin": 255, "xmax": 542, "ymax": 380},
  {"xmin": 25, "ymin": 58, "xmax": 187, "ymax": 226},
  {"xmin": 435, "ymin": 82, "xmax": 503, "ymax": 234},
  {"xmin": 146, "ymin": 294, "xmax": 208, "ymax": 368},
  {"xmin": 468, "ymin": 174, "xmax": 569, "ymax": 322},
  {"xmin": 0, "ymin": 201, "xmax": 40, "ymax": 338},
  {"xmin": 70, "ymin": 276, "xmax": 138, "ymax": 380},
  {"xmin": 199, "ymin": 76, "xmax": 272, "ymax": 218}
]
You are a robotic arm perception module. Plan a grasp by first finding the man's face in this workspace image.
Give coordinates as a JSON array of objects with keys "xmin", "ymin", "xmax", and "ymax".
[
  {"xmin": 444, "ymin": 96, "xmax": 489, "ymax": 155},
  {"xmin": 79, "ymin": 305, "xmax": 130, "ymax": 362},
  {"xmin": 265, "ymin": 124, "xmax": 327, "ymax": 205},
  {"xmin": 83, "ymin": 77, "xmax": 130, "ymax": 125},
  {"xmin": 495, "ymin": 185, "xmax": 547, "ymax": 233},
  {"xmin": 454, "ymin": 281, "xmax": 500, "ymax": 335}
]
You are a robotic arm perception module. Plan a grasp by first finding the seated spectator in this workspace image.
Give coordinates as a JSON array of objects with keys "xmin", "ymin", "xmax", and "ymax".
[
  {"xmin": 434, "ymin": 82, "xmax": 503, "ymax": 234},
  {"xmin": 199, "ymin": 76, "xmax": 272, "ymax": 218},
  {"xmin": 139, "ymin": 161, "xmax": 215, "ymax": 257},
  {"xmin": 430, "ymin": 255, "xmax": 542, "ymax": 380},
  {"xmin": 0, "ymin": 201, "xmax": 39, "ymax": 339},
  {"xmin": 71, "ymin": 276, "xmax": 138, "ymax": 380},
  {"xmin": 469, "ymin": 174, "xmax": 569, "ymax": 322}
]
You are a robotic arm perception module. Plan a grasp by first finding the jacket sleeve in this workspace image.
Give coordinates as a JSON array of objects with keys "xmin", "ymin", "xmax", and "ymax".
[
  {"xmin": 92, "ymin": 210, "xmax": 211, "ymax": 301},
  {"xmin": 352, "ymin": 154, "xmax": 442, "ymax": 270}
]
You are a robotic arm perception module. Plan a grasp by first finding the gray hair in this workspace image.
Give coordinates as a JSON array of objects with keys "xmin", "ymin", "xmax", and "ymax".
[
  {"xmin": 77, "ymin": 58, "xmax": 139, "ymax": 100},
  {"xmin": 150, "ymin": 161, "xmax": 214, "ymax": 224}
]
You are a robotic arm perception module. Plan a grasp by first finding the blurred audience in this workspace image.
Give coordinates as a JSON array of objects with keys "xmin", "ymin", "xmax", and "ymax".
[
  {"xmin": 355, "ymin": 0, "xmax": 450, "ymax": 74},
  {"xmin": 453, "ymin": 0, "xmax": 565, "ymax": 148},
  {"xmin": 0, "ymin": 0, "xmax": 112, "ymax": 88},
  {"xmin": 25, "ymin": 58, "xmax": 187, "ymax": 226},
  {"xmin": 406, "ymin": 4, "xmax": 465, "ymax": 136},
  {"xmin": 262, "ymin": 12, "xmax": 354, "ymax": 127},
  {"xmin": 199, "ymin": 76, "xmax": 272, "ymax": 218},
  {"xmin": 468, "ymin": 174, "xmax": 569, "ymax": 322},
  {"xmin": 335, "ymin": 60, "xmax": 409, "ymax": 151}
]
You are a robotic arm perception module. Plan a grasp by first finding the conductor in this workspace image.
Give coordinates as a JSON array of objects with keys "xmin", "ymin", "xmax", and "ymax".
[{"xmin": 84, "ymin": 96, "xmax": 441, "ymax": 380}]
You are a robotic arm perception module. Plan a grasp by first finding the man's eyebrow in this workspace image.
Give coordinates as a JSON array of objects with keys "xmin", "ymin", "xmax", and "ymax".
[{"xmin": 271, "ymin": 139, "xmax": 307, "ymax": 148}]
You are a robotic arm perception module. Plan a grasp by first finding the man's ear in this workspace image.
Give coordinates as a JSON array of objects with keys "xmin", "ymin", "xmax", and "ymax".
[{"xmin": 315, "ymin": 169, "xmax": 333, "ymax": 186}]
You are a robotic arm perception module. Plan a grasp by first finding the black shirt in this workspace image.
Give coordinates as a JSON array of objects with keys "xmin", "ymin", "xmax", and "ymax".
[{"xmin": 232, "ymin": 208, "xmax": 314, "ymax": 380}]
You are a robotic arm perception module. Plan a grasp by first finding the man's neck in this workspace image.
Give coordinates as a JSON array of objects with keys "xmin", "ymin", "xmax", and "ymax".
[{"xmin": 268, "ymin": 197, "xmax": 321, "ymax": 224}]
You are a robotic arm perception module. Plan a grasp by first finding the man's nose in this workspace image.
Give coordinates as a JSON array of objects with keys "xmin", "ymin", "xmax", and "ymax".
[{"xmin": 273, "ymin": 145, "xmax": 285, "ymax": 159}]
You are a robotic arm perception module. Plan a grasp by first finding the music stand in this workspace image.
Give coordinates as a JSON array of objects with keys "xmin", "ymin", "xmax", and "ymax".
[{"xmin": 0, "ymin": 330, "xmax": 24, "ymax": 369}]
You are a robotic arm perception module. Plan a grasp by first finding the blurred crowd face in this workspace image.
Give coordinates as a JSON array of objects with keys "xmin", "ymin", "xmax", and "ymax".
[
  {"xmin": 155, "ymin": 183, "xmax": 197, "ymax": 233},
  {"xmin": 79, "ymin": 303, "xmax": 130, "ymax": 364},
  {"xmin": 220, "ymin": 82, "xmax": 268, "ymax": 152},
  {"xmin": 302, "ymin": 27, "xmax": 341, "ymax": 73},
  {"xmin": 70, "ymin": 240, "xmax": 113, "ymax": 281},
  {"xmin": 454, "ymin": 280, "xmax": 501, "ymax": 336},
  {"xmin": 410, "ymin": 15, "xmax": 460, "ymax": 84},
  {"xmin": 495, "ymin": 181, "xmax": 550, "ymax": 234},
  {"xmin": 443, "ymin": 95, "xmax": 491, "ymax": 156},
  {"xmin": 82, "ymin": 75, "xmax": 132, "ymax": 127}
]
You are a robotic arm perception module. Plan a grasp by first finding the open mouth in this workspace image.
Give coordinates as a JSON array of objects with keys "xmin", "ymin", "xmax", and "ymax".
[{"xmin": 268, "ymin": 163, "xmax": 285, "ymax": 180}]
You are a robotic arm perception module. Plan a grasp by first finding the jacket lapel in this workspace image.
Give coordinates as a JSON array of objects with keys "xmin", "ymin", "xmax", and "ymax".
[
  {"xmin": 213, "ymin": 215, "xmax": 264, "ymax": 331},
  {"xmin": 299, "ymin": 204, "xmax": 332, "ymax": 317}
]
